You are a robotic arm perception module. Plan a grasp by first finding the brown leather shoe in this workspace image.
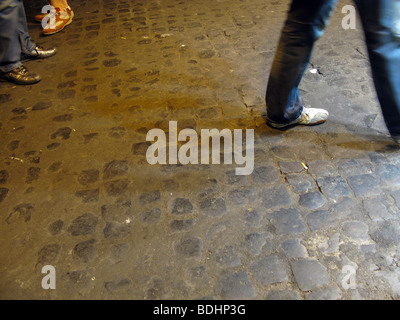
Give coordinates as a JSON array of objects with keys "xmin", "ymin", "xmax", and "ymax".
[{"xmin": 0, "ymin": 66, "xmax": 41, "ymax": 85}]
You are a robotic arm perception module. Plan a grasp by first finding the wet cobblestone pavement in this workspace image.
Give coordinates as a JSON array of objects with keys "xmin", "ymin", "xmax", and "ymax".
[{"xmin": 1, "ymin": 0, "xmax": 400, "ymax": 300}]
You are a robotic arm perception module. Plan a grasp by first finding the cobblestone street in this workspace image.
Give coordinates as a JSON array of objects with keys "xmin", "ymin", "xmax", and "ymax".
[{"xmin": 1, "ymin": 0, "xmax": 400, "ymax": 300}]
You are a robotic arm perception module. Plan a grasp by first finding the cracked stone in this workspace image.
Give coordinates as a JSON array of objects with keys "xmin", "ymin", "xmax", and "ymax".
[
  {"xmin": 286, "ymin": 173, "xmax": 318, "ymax": 193},
  {"xmin": 317, "ymin": 176, "xmax": 351, "ymax": 200}
]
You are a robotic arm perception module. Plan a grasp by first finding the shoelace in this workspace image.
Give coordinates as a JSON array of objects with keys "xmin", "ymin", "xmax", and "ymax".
[
  {"xmin": 302, "ymin": 112, "xmax": 310, "ymax": 121},
  {"xmin": 14, "ymin": 66, "xmax": 28, "ymax": 75}
]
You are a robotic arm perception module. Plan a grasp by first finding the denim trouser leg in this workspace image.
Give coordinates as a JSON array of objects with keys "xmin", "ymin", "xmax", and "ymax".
[
  {"xmin": 266, "ymin": 0, "xmax": 338, "ymax": 123},
  {"xmin": 0, "ymin": 0, "xmax": 36, "ymax": 73},
  {"xmin": 355, "ymin": 0, "xmax": 400, "ymax": 136}
]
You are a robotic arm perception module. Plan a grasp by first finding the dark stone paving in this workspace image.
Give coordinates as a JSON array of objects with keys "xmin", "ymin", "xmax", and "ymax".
[{"xmin": 1, "ymin": 0, "xmax": 400, "ymax": 300}]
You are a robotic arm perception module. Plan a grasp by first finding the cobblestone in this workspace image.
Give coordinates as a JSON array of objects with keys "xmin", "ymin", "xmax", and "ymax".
[
  {"xmin": 250, "ymin": 255, "xmax": 289, "ymax": 286},
  {"xmin": 0, "ymin": 0, "xmax": 400, "ymax": 300},
  {"xmin": 291, "ymin": 259, "xmax": 331, "ymax": 292}
]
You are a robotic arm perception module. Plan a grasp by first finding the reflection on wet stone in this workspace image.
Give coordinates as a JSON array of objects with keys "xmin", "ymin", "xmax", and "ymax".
[
  {"xmin": 199, "ymin": 198, "xmax": 226, "ymax": 216},
  {"xmin": 6, "ymin": 203, "xmax": 34, "ymax": 224},
  {"xmin": 37, "ymin": 243, "xmax": 61, "ymax": 266},
  {"xmin": 32, "ymin": 101, "xmax": 52, "ymax": 111},
  {"xmin": 132, "ymin": 142, "xmax": 151, "ymax": 155},
  {"xmin": 48, "ymin": 161, "xmax": 62, "ymax": 172},
  {"xmin": 78, "ymin": 169, "xmax": 99, "ymax": 185},
  {"xmin": 103, "ymin": 59, "xmax": 121, "ymax": 67},
  {"xmin": 75, "ymin": 189, "xmax": 99, "ymax": 203},
  {"xmin": 0, "ymin": 188, "xmax": 9, "ymax": 203},
  {"xmin": 47, "ymin": 142, "xmax": 60, "ymax": 150},
  {"xmin": 140, "ymin": 190, "xmax": 161, "ymax": 205},
  {"xmin": 109, "ymin": 126, "xmax": 126, "ymax": 138},
  {"xmin": 73, "ymin": 239, "xmax": 97, "ymax": 263},
  {"xmin": 103, "ymin": 222, "xmax": 131, "ymax": 239},
  {"xmin": 0, "ymin": 170, "xmax": 9, "ymax": 184},
  {"xmin": 26, "ymin": 167, "xmax": 40, "ymax": 183},
  {"xmin": 105, "ymin": 278, "xmax": 132, "ymax": 292},
  {"xmin": 171, "ymin": 198, "xmax": 193, "ymax": 215},
  {"xmin": 67, "ymin": 212, "xmax": 98, "ymax": 236},
  {"xmin": 51, "ymin": 127, "xmax": 72, "ymax": 140},
  {"xmin": 170, "ymin": 219, "xmax": 194, "ymax": 232},
  {"xmin": 105, "ymin": 179, "xmax": 130, "ymax": 197},
  {"xmin": 103, "ymin": 160, "xmax": 128, "ymax": 180},
  {"xmin": 139, "ymin": 208, "xmax": 161, "ymax": 224},
  {"xmin": 49, "ymin": 219, "xmax": 64, "ymax": 235},
  {"xmin": 175, "ymin": 237, "xmax": 203, "ymax": 259}
]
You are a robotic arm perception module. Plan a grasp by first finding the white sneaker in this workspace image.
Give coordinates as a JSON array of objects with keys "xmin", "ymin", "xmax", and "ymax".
[{"xmin": 267, "ymin": 107, "xmax": 329, "ymax": 129}]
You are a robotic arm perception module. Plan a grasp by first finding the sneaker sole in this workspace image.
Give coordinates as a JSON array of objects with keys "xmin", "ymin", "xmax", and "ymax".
[{"xmin": 266, "ymin": 118, "xmax": 327, "ymax": 130}]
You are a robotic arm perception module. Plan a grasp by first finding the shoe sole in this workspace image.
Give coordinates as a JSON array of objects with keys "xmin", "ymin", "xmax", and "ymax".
[
  {"xmin": 266, "ymin": 119, "xmax": 327, "ymax": 130},
  {"xmin": 0, "ymin": 77, "xmax": 41, "ymax": 85}
]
